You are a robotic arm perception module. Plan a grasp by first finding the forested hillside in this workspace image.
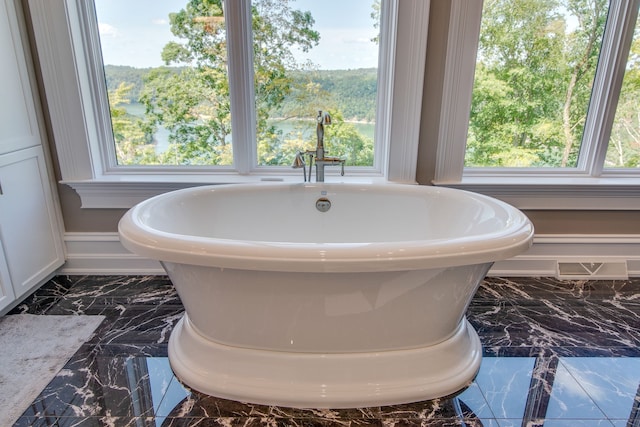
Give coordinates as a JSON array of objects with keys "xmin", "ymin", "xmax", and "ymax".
[
  {"xmin": 103, "ymin": 66, "xmax": 180, "ymax": 103},
  {"xmin": 104, "ymin": 65, "xmax": 377, "ymax": 122},
  {"xmin": 103, "ymin": 0, "xmax": 640, "ymax": 169}
]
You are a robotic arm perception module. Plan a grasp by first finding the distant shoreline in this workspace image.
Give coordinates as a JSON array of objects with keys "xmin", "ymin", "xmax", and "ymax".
[{"xmin": 269, "ymin": 117, "xmax": 375, "ymax": 125}]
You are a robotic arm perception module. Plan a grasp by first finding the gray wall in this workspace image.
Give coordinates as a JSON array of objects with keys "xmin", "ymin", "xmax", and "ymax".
[{"xmin": 46, "ymin": 2, "xmax": 640, "ymax": 234}]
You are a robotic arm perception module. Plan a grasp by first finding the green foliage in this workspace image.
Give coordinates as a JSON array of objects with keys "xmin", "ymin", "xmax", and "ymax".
[
  {"xmin": 105, "ymin": 66, "xmax": 377, "ymax": 166},
  {"xmin": 103, "ymin": 0, "xmax": 377, "ymax": 168},
  {"xmin": 111, "ymin": 0, "xmax": 330, "ymax": 167},
  {"xmin": 467, "ymin": 0, "xmax": 608, "ymax": 168},
  {"xmin": 257, "ymin": 111, "xmax": 374, "ymax": 167},
  {"xmin": 324, "ymin": 111, "xmax": 374, "ymax": 166},
  {"xmin": 370, "ymin": 0, "xmax": 381, "ymax": 44},
  {"xmin": 277, "ymin": 69, "xmax": 378, "ymax": 122},
  {"xmin": 137, "ymin": 0, "xmax": 232, "ymax": 165},
  {"xmin": 107, "ymin": 83, "xmax": 158, "ymax": 165},
  {"xmin": 103, "ymin": 66, "xmax": 182, "ymax": 102},
  {"xmin": 139, "ymin": 65, "xmax": 232, "ymax": 165},
  {"xmin": 105, "ymin": 0, "xmax": 640, "ymax": 170},
  {"xmin": 607, "ymin": 27, "xmax": 640, "ymax": 168},
  {"xmin": 104, "ymin": 66, "xmax": 378, "ymax": 122}
]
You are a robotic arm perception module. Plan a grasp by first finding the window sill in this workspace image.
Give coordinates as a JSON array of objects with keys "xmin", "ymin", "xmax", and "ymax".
[
  {"xmin": 433, "ymin": 175, "xmax": 640, "ymax": 210},
  {"xmin": 67, "ymin": 172, "xmax": 640, "ymax": 210},
  {"xmin": 63, "ymin": 172, "xmax": 391, "ymax": 209}
]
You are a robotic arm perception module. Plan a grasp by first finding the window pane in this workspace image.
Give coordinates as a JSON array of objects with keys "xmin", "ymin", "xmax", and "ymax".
[
  {"xmin": 95, "ymin": 0, "xmax": 233, "ymax": 166},
  {"xmin": 466, "ymin": 0, "xmax": 609, "ymax": 168},
  {"xmin": 606, "ymin": 14, "xmax": 640, "ymax": 168},
  {"xmin": 252, "ymin": 0, "xmax": 380, "ymax": 167}
]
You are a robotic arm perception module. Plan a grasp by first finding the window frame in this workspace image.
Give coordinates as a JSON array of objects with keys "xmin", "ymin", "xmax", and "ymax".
[
  {"xmin": 28, "ymin": 0, "xmax": 430, "ymax": 208},
  {"xmin": 433, "ymin": 0, "xmax": 640, "ymax": 210}
]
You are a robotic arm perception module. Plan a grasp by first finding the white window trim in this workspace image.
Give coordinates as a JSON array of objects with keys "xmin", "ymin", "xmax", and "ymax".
[
  {"xmin": 28, "ymin": 0, "xmax": 429, "ymax": 208},
  {"xmin": 226, "ymin": 0, "xmax": 256, "ymax": 174},
  {"xmin": 433, "ymin": 0, "xmax": 640, "ymax": 210}
]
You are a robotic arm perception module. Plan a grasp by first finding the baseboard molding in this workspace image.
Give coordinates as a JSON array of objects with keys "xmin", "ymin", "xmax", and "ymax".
[
  {"xmin": 62, "ymin": 232, "xmax": 164, "ymax": 275},
  {"xmin": 490, "ymin": 235, "xmax": 640, "ymax": 277},
  {"xmin": 60, "ymin": 232, "xmax": 640, "ymax": 277}
]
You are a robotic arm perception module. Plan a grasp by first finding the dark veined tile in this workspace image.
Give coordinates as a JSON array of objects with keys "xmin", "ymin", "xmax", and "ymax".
[
  {"xmin": 44, "ymin": 305, "xmax": 184, "ymax": 345},
  {"xmin": 50, "ymin": 416, "xmax": 157, "ymax": 427},
  {"xmin": 159, "ymin": 391, "xmax": 378, "ymax": 420},
  {"xmin": 46, "ymin": 276, "xmax": 181, "ymax": 313},
  {"xmin": 467, "ymin": 304, "xmax": 535, "ymax": 349},
  {"xmin": 6, "ymin": 276, "xmax": 77, "ymax": 314},
  {"xmin": 23, "ymin": 355, "xmax": 172, "ymax": 419},
  {"xmin": 489, "ymin": 277, "xmax": 640, "ymax": 308},
  {"xmin": 96, "ymin": 306, "xmax": 184, "ymax": 345},
  {"xmin": 11, "ymin": 276, "xmax": 640, "ymax": 427},
  {"xmin": 63, "ymin": 275, "xmax": 174, "ymax": 298},
  {"xmin": 93, "ymin": 342, "xmax": 169, "ymax": 358},
  {"xmin": 513, "ymin": 304, "xmax": 640, "ymax": 348},
  {"xmin": 12, "ymin": 415, "xmax": 60, "ymax": 427},
  {"xmin": 7, "ymin": 295, "xmax": 62, "ymax": 315},
  {"xmin": 157, "ymin": 417, "xmax": 377, "ymax": 427},
  {"xmin": 377, "ymin": 395, "xmax": 490, "ymax": 422},
  {"xmin": 268, "ymin": 406, "xmax": 380, "ymax": 421}
]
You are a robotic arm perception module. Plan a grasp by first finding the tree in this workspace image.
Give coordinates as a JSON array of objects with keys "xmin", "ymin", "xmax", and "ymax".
[
  {"xmin": 325, "ymin": 111, "xmax": 374, "ymax": 166},
  {"xmin": 560, "ymin": 0, "xmax": 608, "ymax": 167},
  {"xmin": 108, "ymin": 82, "xmax": 157, "ymax": 165},
  {"xmin": 607, "ymin": 28, "xmax": 640, "ymax": 167},
  {"xmin": 108, "ymin": 0, "xmax": 380, "ymax": 168},
  {"xmin": 139, "ymin": 0, "xmax": 319, "ymax": 166},
  {"xmin": 467, "ymin": 0, "xmax": 608, "ymax": 168}
]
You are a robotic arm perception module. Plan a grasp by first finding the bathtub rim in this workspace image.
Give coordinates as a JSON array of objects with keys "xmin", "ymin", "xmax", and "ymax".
[{"xmin": 118, "ymin": 182, "xmax": 534, "ymax": 273}]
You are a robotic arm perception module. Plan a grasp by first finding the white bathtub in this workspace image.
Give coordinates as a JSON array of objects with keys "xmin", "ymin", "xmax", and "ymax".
[{"xmin": 119, "ymin": 182, "xmax": 534, "ymax": 408}]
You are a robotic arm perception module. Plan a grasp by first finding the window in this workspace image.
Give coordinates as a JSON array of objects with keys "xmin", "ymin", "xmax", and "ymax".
[
  {"xmin": 28, "ymin": 0, "xmax": 429, "ymax": 207},
  {"xmin": 434, "ymin": 0, "xmax": 640, "ymax": 210},
  {"xmin": 466, "ymin": 0, "xmax": 609, "ymax": 169},
  {"xmin": 95, "ymin": 0, "xmax": 380, "ymax": 169},
  {"xmin": 606, "ymin": 9, "xmax": 640, "ymax": 168}
]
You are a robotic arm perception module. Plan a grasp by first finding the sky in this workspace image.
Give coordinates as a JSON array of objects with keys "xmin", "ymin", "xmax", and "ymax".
[{"xmin": 95, "ymin": 0, "xmax": 380, "ymax": 70}]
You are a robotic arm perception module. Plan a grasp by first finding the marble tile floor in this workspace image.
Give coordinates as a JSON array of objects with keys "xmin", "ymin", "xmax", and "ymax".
[{"xmin": 5, "ymin": 275, "xmax": 640, "ymax": 427}]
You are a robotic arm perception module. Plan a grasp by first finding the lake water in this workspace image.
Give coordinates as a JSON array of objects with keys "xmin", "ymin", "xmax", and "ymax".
[
  {"xmin": 122, "ymin": 103, "xmax": 375, "ymax": 154},
  {"xmin": 268, "ymin": 119, "xmax": 375, "ymax": 141}
]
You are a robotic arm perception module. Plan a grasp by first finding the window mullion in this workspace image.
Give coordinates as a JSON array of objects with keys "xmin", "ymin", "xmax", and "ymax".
[
  {"xmin": 433, "ymin": 0, "xmax": 483, "ymax": 184},
  {"xmin": 373, "ymin": 0, "xmax": 396, "ymax": 174},
  {"xmin": 225, "ymin": 0, "xmax": 256, "ymax": 174},
  {"xmin": 385, "ymin": 0, "xmax": 431, "ymax": 183},
  {"xmin": 578, "ymin": 0, "xmax": 640, "ymax": 177}
]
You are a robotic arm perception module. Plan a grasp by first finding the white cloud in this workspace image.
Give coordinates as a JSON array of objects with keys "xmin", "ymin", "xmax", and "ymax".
[
  {"xmin": 98, "ymin": 23, "xmax": 118, "ymax": 37},
  {"xmin": 152, "ymin": 18, "xmax": 168, "ymax": 25}
]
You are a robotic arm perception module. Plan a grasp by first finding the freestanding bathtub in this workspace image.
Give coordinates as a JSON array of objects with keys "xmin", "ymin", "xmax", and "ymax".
[{"xmin": 119, "ymin": 182, "xmax": 534, "ymax": 408}]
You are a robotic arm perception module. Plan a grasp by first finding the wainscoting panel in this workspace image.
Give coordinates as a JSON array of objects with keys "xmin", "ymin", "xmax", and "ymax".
[
  {"xmin": 62, "ymin": 232, "xmax": 164, "ymax": 275},
  {"xmin": 60, "ymin": 232, "xmax": 640, "ymax": 277}
]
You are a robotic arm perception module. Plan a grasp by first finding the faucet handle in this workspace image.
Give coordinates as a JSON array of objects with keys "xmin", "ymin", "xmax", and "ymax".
[
  {"xmin": 292, "ymin": 152, "xmax": 308, "ymax": 182},
  {"xmin": 292, "ymin": 152, "xmax": 305, "ymax": 169}
]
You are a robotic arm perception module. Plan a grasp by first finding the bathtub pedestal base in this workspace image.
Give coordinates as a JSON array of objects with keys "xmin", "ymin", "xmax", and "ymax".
[{"xmin": 168, "ymin": 314, "xmax": 482, "ymax": 409}]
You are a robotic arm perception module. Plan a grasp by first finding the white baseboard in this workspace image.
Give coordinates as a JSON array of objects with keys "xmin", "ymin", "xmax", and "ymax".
[
  {"xmin": 62, "ymin": 232, "xmax": 164, "ymax": 275},
  {"xmin": 60, "ymin": 232, "xmax": 640, "ymax": 278}
]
